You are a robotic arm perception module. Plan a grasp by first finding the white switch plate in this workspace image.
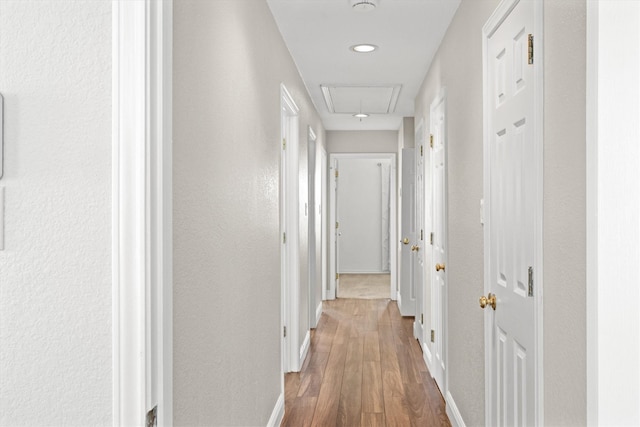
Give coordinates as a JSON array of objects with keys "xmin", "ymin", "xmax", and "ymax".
[{"xmin": 0, "ymin": 187, "xmax": 4, "ymax": 250}]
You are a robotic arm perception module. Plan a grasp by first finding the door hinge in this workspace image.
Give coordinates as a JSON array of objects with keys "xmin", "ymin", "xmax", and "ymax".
[
  {"xmin": 528, "ymin": 34, "xmax": 534, "ymax": 65},
  {"xmin": 420, "ymin": 145, "xmax": 424, "ymax": 157},
  {"xmin": 335, "ymin": 170, "xmax": 339, "ymax": 178},
  {"xmin": 283, "ymin": 232, "xmax": 286, "ymax": 244},
  {"xmin": 421, "ymin": 313, "xmax": 424, "ymax": 324},
  {"xmin": 336, "ymin": 273, "xmax": 339, "ymax": 280},
  {"xmin": 528, "ymin": 266, "xmax": 534, "ymax": 297},
  {"xmin": 421, "ymin": 229, "xmax": 424, "ymax": 241},
  {"xmin": 284, "ymin": 326, "xmax": 287, "ymax": 338},
  {"xmin": 430, "ymin": 134, "xmax": 434, "ymax": 148},
  {"xmin": 146, "ymin": 406, "xmax": 157, "ymax": 427},
  {"xmin": 430, "ymin": 329, "xmax": 435, "ymax": 343},
  {"xmin": 430, "ymin": 232, "xmax": 434, "ymax": 245},
  {"xmin": 335, "ymin": 221, "xmax": 339, "ymax": 229},
  {"xmin": 282, "ymin": 138, "xmax": 286, "ymax": 150}
]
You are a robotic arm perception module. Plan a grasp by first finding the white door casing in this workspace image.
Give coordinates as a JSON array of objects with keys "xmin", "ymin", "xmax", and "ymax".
[
  {"xmin": 328, "ymin": 153, "xmax": 397, "ymax": 300},
  {"xmin": 113, "ymin": 1, "xmax": 173, "ymax": 425},
  {"xmin": 321, "ymin": 149, "xmax": 328, "ymax": 301},
  {"xmin": 414, "ymin": 122, "xmax": 426, "ymax": 342},
  {"xmin": 483, "ymin": 0, "xmax": 543, "ymax": 425},
  {"xmin": 308, "ymin": 126, "xmax": 319, "ymax": 328},
  {"xmin": 280, "ymin": 84, "xmax": 300, "ymax": 373},
  {"xmin": 399, "ymin": 148, "xmax": 415, "ymax": 315},
  {"xmin": 430, "ymin": 90, "xmax": 447, "ymax": 393}
]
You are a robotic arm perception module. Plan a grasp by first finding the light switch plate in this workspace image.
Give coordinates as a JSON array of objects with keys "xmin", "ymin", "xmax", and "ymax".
[
  {"xmin": 0, "ymin": 187, "xmax": 4, "ymax": 250},
  {"xmin": 0, "ymin": 94, "xmax": 4, "ymax": 179}
]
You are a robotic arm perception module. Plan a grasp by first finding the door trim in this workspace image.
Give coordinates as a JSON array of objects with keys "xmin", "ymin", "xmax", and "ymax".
[
  {"xmin": 112, "ymin": 1, "xmax": 173, "ymax": 425},
  {"xmin": 328, "ymin": 153, "xmax": 397, "ymax": 300},
  {"xmin": 307, "ymin": 126, "xmax": 319, "ymax": 329},
  {"xmin": 280, "ymin": 84, "xmax": 301, "ymax": 373},
  {"xmin": 482, "ymin": 0, "xmax": 544, "ymax": 425},
  {"xmin": 429, "ymin": 88, "xmax": 449, "ymax": 397}
]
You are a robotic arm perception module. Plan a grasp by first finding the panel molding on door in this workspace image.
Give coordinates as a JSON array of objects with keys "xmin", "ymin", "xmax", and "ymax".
[{"xmin": 482, "ymin": 0, "xmax": 544, "ymax": 425}]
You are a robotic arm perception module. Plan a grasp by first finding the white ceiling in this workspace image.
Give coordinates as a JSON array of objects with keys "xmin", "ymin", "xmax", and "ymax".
[{"xmin": 267, "ymin": 0, "xmax": 461, "ymax": 131}]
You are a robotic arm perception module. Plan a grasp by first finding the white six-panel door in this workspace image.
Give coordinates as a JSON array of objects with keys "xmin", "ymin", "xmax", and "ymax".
[
  {"xmin": 431, "ymin": 92, "xmax": 447, "ymax": 393},
  {"xmin": 414, "ymin": 123, "xmax": 426, "ymax": 342},
  {"xmin": 399, "ymin": 149, "xmax": 416, "ymax": 315},
  {"xmin": 484, "ymin": 0, "xmax": 539, "ymax": 425}
]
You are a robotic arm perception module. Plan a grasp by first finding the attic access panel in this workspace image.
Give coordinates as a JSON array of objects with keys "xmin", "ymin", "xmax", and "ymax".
[{"xmin": 321, "ymin": 85, "xmax": 402, "ymax": 114}]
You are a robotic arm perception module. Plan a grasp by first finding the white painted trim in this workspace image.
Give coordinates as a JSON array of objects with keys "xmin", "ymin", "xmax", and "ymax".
[
  {"xmin": 112, "ymin": 4, "xmax": 147, "ymax": 423},
  {"xmin": 280, "ymin": 84, "xmax": 301, "ymax": 373},
  {"xmin": 308, "ymin": 126, "xmax": 318, "ymax": 330},
  {"xmin": 266, "ymin": 393, "xmax": 285, "ymax": 427},
  {"xmin": 446, "ymin": 391, "xmax": 466, "ymax": 427},
  {"xmin": 482, "ymin": 1, "xmax": 544, "ymax": 425},
  {"xmin": 423, "ymin": 342, "xmax": 433, "ymax": 374},
  {"xmin": 316, "ymin": 302, "xmax": 323, "ymax": 326},
  {"xmin": 328, "ymin": 153, "xmax": 398, "ymax": 300},
  {"xmin": 113, "ymin": 0, "xmax": 173, "ymax": 424},
  {"xmin": 587, "ymin": 2, "xmax": 640, "ymax": 424},
  {"xmin": 321, "ymin": 148, "xmax": 329, "ymax": 302},
  {"xmin": 299, "ymin": 330, "xmax": 310, "ymax": 369}
]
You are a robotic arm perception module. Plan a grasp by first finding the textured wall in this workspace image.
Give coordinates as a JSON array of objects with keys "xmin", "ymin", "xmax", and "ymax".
[
  {"xmin": 327, "ymin": 130, "xmax": 398, "ymax": 153},
  {"xmin": 415, "ymin": 0, "xmax": 588, "ymax": 425},
  {"xmin": 173, "ymin": 1, "xmax": 324, "ymax": 424},
  {"xmin": 543, "ymin": 1, "xmax": 587, "ymax": 424},
  {"xmin": 414, "ymin": 1, "xmax": 497, "ymax": 425},
  {"xmin": 0, "ymin": 1, "xmax": 112, "ymax": 425}
]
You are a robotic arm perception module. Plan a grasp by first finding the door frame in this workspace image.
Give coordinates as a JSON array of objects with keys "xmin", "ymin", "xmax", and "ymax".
[
  {"xmin": 307, "ymin": 126, "xmax": 319, "ymax": 329},
  {"xmin": 328, "ymin": 153, "xmax": 397, "ymax": 300},
  {"xmin": 429, "ymin": 88, "xmax": 449, "ymax": 396},
  {"xmin": 280, "ymin": 84, "xmax": 302, "ymax": 373},
  {"xmin": 112, "ymin": 1, "xmax": 173, "ymax": 425},
  {"xmin": 320, "ymin": 149, "xmax": 328, "ymax": 301},
  {"xmin": 586, "ymin": 2, "xmax": 640, "ymax": 424},
  {"xmin": 482, "ymin": 0, "xmax": 544, "ymax": 425}
]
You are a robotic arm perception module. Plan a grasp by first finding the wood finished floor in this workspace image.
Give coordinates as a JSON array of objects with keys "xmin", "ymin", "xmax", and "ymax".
[{"xmin": 281, "ymin": 299, "xmax": 450, "ymax": 427}]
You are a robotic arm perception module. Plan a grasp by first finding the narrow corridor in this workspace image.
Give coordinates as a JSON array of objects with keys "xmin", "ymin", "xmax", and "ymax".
[{"xmin": 281, "ymin": 299, "xmax": 450, "ymax": 426}]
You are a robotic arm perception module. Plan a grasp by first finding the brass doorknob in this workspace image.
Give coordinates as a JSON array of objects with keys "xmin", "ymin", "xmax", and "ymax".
[
  {"xmin": 435, "ymin": 263, "xmax": 445, "ymax": 272},
  {"xmin": 402, "ymin": 238, "xmax": 410, "ymax": 245},
  {"xmin": 479, "ymin": 293, "xmax": 496, "ymax": 310},
  {"xmin": 411, "ymin": 245, "xmax": 420, "ymax": 252}
]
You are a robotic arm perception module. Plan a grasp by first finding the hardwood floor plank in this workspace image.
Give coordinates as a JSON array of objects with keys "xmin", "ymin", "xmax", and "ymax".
[
  {"xmin": 336, "ymin": 368, "xmax": 363, "ymax": 427},
  {"xmin": 363, "ymin": 331, "xmax": 381, "ymax": 362},
  {"xmin": 361, "ymin": 412, "xmax": 385, "ymax": 427},
  {"xmin": 362, "ymin": 361, "xmax": 384, "ymax": 413},
  {"xmin": 282, "ymin": 300, "xmax": 450, "ymax": 427},
  {"xmin": 281, "ymin": 397, "xmax": 317, "ymax": 427}
]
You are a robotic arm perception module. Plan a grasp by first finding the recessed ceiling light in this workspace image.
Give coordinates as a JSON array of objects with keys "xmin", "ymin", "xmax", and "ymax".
[
  {"xmin": 350, "ymin": 0, "xmax": 377, "ymax": 12},
  {"xmin": 350, "ymin": 44, "xmax": 378, "ymax": 53},
  {"xmin": 353, "ymin": 113, "xmax": 369, "ymax": 118}
]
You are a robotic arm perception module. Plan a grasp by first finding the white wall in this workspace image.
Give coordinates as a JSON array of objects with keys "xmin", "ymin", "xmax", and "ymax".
[
  {"xmin": 327, "ymin": 130, "xmax": 398, "ymax": 153},
  {"xmin": 173, "ymin": 1, "xmax": 324, "ymax": 424},
  {"xmin": 337, "ymin": 158, "xmax": 391, "ymax": 273},
  {"xmin": 0, "ymin": 1, "xmax": 112, "ymax": 424},
  {"xmin": 587, "ymin": 1, "xmax": 640, "ymax": 424},
  {"xmin": 415, "ymin": 0, "xmax": 588, "ymax": 425}
]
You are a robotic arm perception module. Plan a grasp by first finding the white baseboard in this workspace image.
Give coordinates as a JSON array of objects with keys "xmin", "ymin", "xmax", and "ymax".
[
  {"xmin": 266, "ymin": 392, "xmax": 284, "ymax": 427},
  {"xmin": 299, "ymin": 330, "xmax": 310, "ymax": 368},
  {"xmin": 446, "ymin": 390, "xmax": 466, "ymax": 427},
  {"xmin": 423, "ymin": 342, "xmax": 433, "ymax": 373},
  {"xmin": 315, "ymin": 302, "xmax": 322, "ymax": 326}
]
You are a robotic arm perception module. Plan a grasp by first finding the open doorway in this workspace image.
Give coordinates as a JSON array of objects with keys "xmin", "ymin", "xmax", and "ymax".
[{"xmin": 329, "ymin": 153, "xmax": 397, "ymax": 300}]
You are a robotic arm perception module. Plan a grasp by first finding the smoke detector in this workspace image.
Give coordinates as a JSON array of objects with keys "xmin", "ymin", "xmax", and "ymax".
[{"xmin": 350, "ymin": 0, "xmax": 377, "ymax": 12}]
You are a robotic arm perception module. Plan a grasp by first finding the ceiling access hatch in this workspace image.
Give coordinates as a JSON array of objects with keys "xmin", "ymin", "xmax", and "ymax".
[{"xmin": 320, "ymin": 85, "xmax": 402, "ymax": 115}]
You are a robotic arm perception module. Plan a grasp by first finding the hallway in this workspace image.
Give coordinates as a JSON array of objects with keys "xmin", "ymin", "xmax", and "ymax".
[{"xmin": 281, "ymin": 299, "xmax": 450, "ymax": 426}]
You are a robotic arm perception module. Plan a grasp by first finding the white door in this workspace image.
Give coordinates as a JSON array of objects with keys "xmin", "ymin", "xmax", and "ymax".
[
  {"xmin": 430, "ymin": 92, "xmax": 447, "ymax": 391},
  {"xmin": 332, "ymin": 158, "xmax": 340, "ymax": 297},
  {"xmin": 399, "ymin": 148, "xmax": 415, "ymax": 315},
  {"xmin": 308, "ymin": 132, "xmax": 317, "ymax": 328},
  {"xmin": 413, "ymin": 125, "xmax": 425, "ymax": 341},
  {"xmin": 483, "ymin": 0, "xmax": 538, "ymax": 425}
]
